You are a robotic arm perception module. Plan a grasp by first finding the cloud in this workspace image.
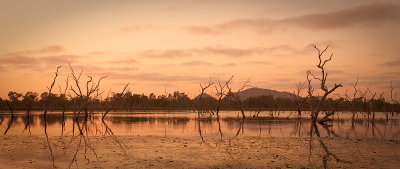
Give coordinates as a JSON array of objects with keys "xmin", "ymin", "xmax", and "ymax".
[
  {"xmin": 222, "ymin": 63, "xmax": 236, "ymax": 67},
  {"xmin": 0, "ymin": 55, "xmax": 38, "ymax": 65},
  {"xmin": 180, "ymin": 61, "xmax": 213, "ymax": 66},
  {"xmin": 3, "ymin": 45, "xmax": 64, "ymax": 56},
  {"xmin": 0, "ymin": 54, "xmax": 83, "ymax": 72},
  {"xmin": 284, "ymin": 2, "xmax": 400, "ymax": 30},
  {"xmin": 139, "ymin": 46, "xmax": 278, "ymax": 58},
  {"xmin": 119, "ymin": 24, "xmax": 158, "ymax": 33},
  {"xmin": 41, "ymin": 55, "xmax": 81, "ymax": 64},
  {"xmin": 109, "ymin": 58, "xmax": 137, "ymax": 64},
  {"xmin": 184, "ymin": 3, "xmax": 400, "ymax": 35},
  {"xmin": 108, "ymin": 67, "xmax": 138, "ymax": 71},
  {"xmin": 378, "ymin": 60, "xmax": 400, "ymax": 67},
  {"xmin": 102, "ymin": 72, "xmax": 206, "ymax": 82},
  {"xmin": 326, "ymin": 69, "xmax": 345, "ymax": 75},
  {"xmin": 246, "ymin": 61, "xmax": 272, "ymax": 65}
]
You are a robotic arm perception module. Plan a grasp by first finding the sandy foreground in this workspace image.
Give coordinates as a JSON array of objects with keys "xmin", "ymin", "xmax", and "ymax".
[{"xmin": 0, "ymin": 135, "xmax": 399, "ymax": 169}]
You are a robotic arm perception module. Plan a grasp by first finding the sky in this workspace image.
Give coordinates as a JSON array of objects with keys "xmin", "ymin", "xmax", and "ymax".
[{"xmin": 0, "ymin": 0, "xmax": 399, "ymax": 99}]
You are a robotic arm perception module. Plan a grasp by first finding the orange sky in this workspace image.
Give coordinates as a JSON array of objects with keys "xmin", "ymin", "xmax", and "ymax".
[{"xmin": 0, "ymin": 0, "xmax": 399, "ymax": 99}]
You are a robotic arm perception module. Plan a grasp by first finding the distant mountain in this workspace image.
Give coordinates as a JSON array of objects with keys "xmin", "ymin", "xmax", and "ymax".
[
  {"xmin": 194, "ymin": 93, "xmax": 215, "ymax": 100},
  {"xmin": 237, "ymin": 87, "xmax": 292, "ymax": 100}
]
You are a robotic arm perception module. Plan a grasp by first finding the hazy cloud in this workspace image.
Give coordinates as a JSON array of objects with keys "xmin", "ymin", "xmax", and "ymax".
[
  {"xmin": 119, "ymin": 24, "xmax": 159, "ymax": 33},
  {"xmin": 0, "ymin": 54, "xmax": 84, "ymax": 72},
  {"xmin": 138, "ymin": 46, "xmax": 282, "ymax": 58},
  {"xmin": 222, "ymin": 63, "xmax": 236, "ymax": 67},
  {"xmin": 139, "ymin": 49, "xmax": 191, "ymax": 58},
  {"xmin": 0, "ymin": 55, "xmax": 38, "ymax": 65},
  {"xmin": 378, "ymin": 60, "xmax": 400, "ymax": 67},
  {"xmin": 180, "ymin": 61, "xmax": 213, "ymax": 66},
  {"xmin": 103, "ymin": 72, "xmax": 205, "ymax": 82},
  {"xmin": 109, "ymin": 58, "xmax": 137, "ymax": 64},
  {"xmin": 41, "ymin": 55, "xmax": 81, "ymax": 64},
  {"xmin": 108, "ymin": 67, "xmax": 138, "ymax": 71},
  {"xmin": 184, "ymin": 3, "xmax": 400, "ymax": 35},
  {"xmin": 246, "ymin": 61, "xmax": 272, "ymax": 65},
  {"xmin": 3, "ymin": 45, "xmax": 64, "ymax": 56}
]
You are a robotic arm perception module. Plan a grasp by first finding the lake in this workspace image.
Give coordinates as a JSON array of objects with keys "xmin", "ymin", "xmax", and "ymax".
[{"xmin": 1, "ymin": 111, "xmax": 399, "ymax": 140}]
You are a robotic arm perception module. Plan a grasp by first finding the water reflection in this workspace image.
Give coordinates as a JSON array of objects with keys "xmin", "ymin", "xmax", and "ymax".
[
  {"xmin": 0, "ymin": 111, "xmax": 399, "ymax": 140},
  {"xmin": 309, "ymin": 123, "xmax": 351, "ymax": 169}
]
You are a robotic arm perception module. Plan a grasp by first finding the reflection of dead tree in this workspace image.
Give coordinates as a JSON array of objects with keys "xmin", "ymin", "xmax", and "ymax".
[
  {"xmin": 4, "ymin": 100, "xmax": 15, "ymax": 135},
  {"xmin": 226, "ymin": 78, "xmax": 251, "ymax": 119},
  {"xmin": 196, "ymin": 119, "xmax": 204, "ymax": 141},
  {"xmin": 44, "ymin": 117, "xmax": 55, "ymax": 168},
  {"xmin": 291, "ymin": 81, "xmax": 306, "ymax": 116},
  {"xmin": 235, "ymin": 119, "xmax": 245, "ymax": 137},
  {"xmin": 69, "ymin": 116, "xmax": 99, "ymax": 168},
  {"xmin": 310, "ymin": 123, "xmax": 350, "ymax": 168},
  {"xmin": 215, "ymin": 76, "xmax": 233, "ymax": 117},
  {"xmin": 198, "ymin": 79, "xmax": 214, "ymax": 117},
  {"xmin": 102, "ymin": 83, "xmax": 129, "ymax": 121},
  {"xmin": 101, "ymin": 120, "xmax": 127, "ymax": 155},
  {"xmin": 22, "ymin": 92, "xmax": 37, "ymax": 135},
  {"xmin": 308, "ymin": 45, "xmax": 342, "ymax": 124},
  {"xmin": 291, "ymin": 119, "xmax": 303, "ymax": 137},
  {"xmin": 217, "ymin": 117, "xmax": 223, "ymax": 139},
  {"xmin": 22, "ymin": 115, "xmax": 33, "ymax": 135}
]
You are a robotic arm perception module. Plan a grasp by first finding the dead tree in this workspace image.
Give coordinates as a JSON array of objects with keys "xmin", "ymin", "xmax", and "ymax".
[
  {"xmin": 69, "ymin": 64, "xmax": 107, "ymax": 119},
  {"xmin": 367, "ymin": 88, "xmax": 377, "ymax": 120},
  {"xmin": 42, "ymin": 66, "xmax": 62, "ymax": 168},
  {"xmin": 359, "ymin": 89, "xmax": 369, "ymax": 120},
  {"xmin": 44, "ymin": 66, "xmax": 61, "ymax": 118},
  {"xmin": 214, "ymin": 76, "xmax": 233, "ymax": 117},
  {"xmin": 378, "ymin": 92, "xmax": 387, "ymax": 120},
  {"xmin": 306, "ymin": 71, "xmax": 315, "ymax": 114},
  {"xmin": 308, "ymin": 44, "xmax": 342, "ymax": 124},
  {"xmin": 197, "ymin": 79, "xmax": 214, "ymax": 117},
  {"xmin": 102, "ymin": 83, "xmax": 129, "ymax": 121},
  {"xmin": 3, "ymin": 100, "xmax": 15, "ymax": 135},
  {"xmin": 22, "ymin": 92, "xmax": 38, "ymax": 135},
  {"xmin": 290, "ymin": 81, "xmax": 306, "ymax": 116},
  {"xmin": 226, "ymin": 78, "xmax": 251, "ymax": 119},
  {"xmin": 350, "ymin": 78, "xmax": 360, "ymax": 119},
  {"xmin": 58, "ymin": 76, "xmax": 69, "ymax": 136},
  {"xmin": 389, "ymin": 82, "xmax": 399, "ymax": 116}
]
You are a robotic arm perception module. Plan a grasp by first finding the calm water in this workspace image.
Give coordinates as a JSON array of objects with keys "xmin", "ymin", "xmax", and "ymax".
[{"xmin": 0, "ymin": 111, "xmax": 399, "ymax": 140}]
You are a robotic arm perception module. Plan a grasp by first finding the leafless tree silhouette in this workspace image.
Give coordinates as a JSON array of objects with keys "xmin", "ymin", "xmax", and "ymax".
[
  {"xmin": 214, "ymin": 76, "xmax": 233, "ymax": 117},
  {"xmin": 44, "ymin": 66, "xmax": 61, "ymax": 118},
  {"xmin": 308, "ymin": 44, "xmax": 342, "ymax": 123},
  {"xmin": 291, "ymin": 81, "xmax": 306, "ymax": 116},
  {"xmin": 226, "ymin": 78, "xmax": 251, "ymax": 119},
  {"xmin": 102, "ymin": 83, "xmax": 129, "ymax": 121},
  {"xmin": 43, "ymin": 66, "xmax": 62, "ymax": 168},
  {"xmin": 197, "ymin": 79, "xmax": 214, "ymax": 117}
]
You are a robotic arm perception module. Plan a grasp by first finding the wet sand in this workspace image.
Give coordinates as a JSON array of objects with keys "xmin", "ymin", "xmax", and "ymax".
[{"xmin": 0, "ymin": 135, "xmax": 399, "ymax": 168}]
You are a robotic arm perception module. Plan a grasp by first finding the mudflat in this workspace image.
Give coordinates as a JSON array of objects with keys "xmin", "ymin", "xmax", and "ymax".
[{"xmin": 0, "ymin": 135, "xmax": 399, "ymax": 169}]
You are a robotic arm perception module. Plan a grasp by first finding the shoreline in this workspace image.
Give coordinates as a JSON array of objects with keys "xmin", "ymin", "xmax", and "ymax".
[{"xmin": 1, "ymin": 135, "xmax": 399, "ymax": 168}]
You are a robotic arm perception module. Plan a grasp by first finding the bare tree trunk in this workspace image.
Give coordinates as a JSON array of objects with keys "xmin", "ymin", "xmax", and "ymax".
[
  {"xmin": 44, "ymin": 66, "xmax": 61, "ymax": 118},
  {"xmin": 307, "ymin": 45, "xmax": 342, "ymax": 123}
]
